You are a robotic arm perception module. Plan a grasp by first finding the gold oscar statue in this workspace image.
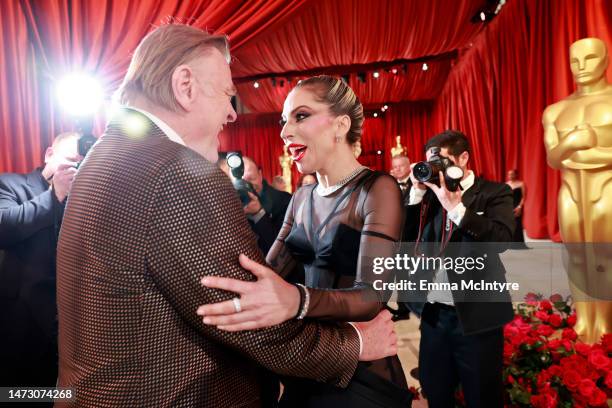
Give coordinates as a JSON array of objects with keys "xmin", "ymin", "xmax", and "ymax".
[
  {"xmin": 543, "ymin": 37, "xmax": 612, "ymax": 344},
  {"xmin": 391, "ymin": 135, "xmax": 406, "ymax": 158},
  {"xmin": 279, "ymin": 145, "xmax": 293, "ymax": 193}
]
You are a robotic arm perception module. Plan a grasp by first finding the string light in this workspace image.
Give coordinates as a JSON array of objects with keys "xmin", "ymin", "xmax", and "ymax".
[
  {"xmin": 422, "ymin": 63, "xmax": 428, "ymax": 71},
  {"xmin": 373, "ymin": 71, "xmax": 380, "ymax": 78},
  {"xmin": 253, "ymin": 81, "xmax": 260, "ymax": 88},
  {"xmin": 373, "ymin": 112, "xmax": 378, "ymax": 118}
]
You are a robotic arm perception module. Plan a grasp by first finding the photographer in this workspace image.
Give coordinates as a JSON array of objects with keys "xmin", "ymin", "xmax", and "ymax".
[
  {"xmin": 403, "ymin": 130, "xmax": 514, "ymax": 408},
  {"xmin": 0, "ymin": 132, "xmax": 82, "ymax": 389},
  {"xmin": 241, "ymin": 156, "xmax": 291, "ymax": 253}
]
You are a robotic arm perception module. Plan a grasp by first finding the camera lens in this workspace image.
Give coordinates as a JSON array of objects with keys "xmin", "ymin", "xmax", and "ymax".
[{"xmin": 413, "ymin": 162, "xmax": 432, "ymax": 182}]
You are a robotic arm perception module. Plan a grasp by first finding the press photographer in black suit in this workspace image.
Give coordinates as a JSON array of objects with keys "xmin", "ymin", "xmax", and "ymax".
[
  {"xmin": 242, "ymin": 156, "xmax": 291, "ymax": 254},
  {"xmin": 0, "ymin": 132, "xmax": 82, "ymax": 388},
  {"xmin": 403, "ymin": 130, "xmax": 514, "ymax": 408}
]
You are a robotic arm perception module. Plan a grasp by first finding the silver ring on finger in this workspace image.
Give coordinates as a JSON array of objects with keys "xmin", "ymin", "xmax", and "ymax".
[{"xmin": 232, "ymin": 297, "xmax": 242, "ymax": 313}]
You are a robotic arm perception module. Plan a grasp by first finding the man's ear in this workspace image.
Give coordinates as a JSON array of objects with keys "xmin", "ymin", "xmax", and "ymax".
[
  {"xmin": 459, "ymin": 151, "xmax": 470, "ymax": 168},
  {"xmin": 44, "ymin": 147, "xmax": 54, "ymax": 164},
  {"xmin": 172, "ymin": 64, "xmax": 195, "ymax": 112}
]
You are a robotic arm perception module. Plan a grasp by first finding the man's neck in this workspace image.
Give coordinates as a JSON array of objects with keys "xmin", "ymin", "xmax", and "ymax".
[{"xmin": 130, "ymin": 99, "xmax": 185, "ymax": 138}]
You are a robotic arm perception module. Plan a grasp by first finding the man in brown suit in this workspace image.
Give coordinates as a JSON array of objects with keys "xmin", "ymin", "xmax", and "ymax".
[{"xmin": 56, "ymin": 24, "xmax": 396, "ymax": 407}]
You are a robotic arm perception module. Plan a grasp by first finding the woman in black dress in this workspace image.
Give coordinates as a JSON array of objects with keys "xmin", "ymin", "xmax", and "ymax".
[
  {"xmin": 198, "ymin": 76, "xmax": 411, "ymax": 407},
  {"xmin": 506, "ymin": 169, "xmax": 528, "ymax": 248}
]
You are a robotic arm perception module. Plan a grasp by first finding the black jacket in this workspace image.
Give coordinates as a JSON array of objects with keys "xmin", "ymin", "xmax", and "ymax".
[
  {"xmin": 403, "ymin": 177, "xmax": 515, "ymax": 335},
  {"xmin": 0, "ymin": 169, "xmax": 64, "ymax": 358},
  {"xmin": 250, "ymin": 180, "xmax": 292, "ymax": 254}
]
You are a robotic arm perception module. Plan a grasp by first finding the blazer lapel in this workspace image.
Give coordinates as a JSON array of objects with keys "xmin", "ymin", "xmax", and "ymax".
[{"xmin": 461, "ymin": 177, "xmax": 482, "ymax": 209}]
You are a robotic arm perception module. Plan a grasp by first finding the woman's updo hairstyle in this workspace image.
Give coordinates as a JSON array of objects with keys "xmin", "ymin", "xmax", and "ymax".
[{"xmin": 295, "ymin": 75, "xmax": 364, "ymax": 145}]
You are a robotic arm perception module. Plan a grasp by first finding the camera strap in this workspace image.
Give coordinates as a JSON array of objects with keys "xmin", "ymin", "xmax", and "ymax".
[{"xmin": 414, "ymin": 198, "xmax": 454, "ymax": 258}]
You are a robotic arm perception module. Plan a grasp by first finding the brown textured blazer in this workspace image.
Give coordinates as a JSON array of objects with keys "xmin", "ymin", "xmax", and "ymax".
[{"xmin": 56, "ymin": 108, "xmax": 360, "ymax": 407}]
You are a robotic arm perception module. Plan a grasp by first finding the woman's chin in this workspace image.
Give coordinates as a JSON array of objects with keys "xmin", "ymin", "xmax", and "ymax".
[{"xmin": 295, "ymin": 162, "xmax": 312, "ymax": 174}]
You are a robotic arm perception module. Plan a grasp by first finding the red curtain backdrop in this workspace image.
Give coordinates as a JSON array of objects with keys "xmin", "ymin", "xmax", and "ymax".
[
  {"xmin": 0, "ymin": 0, "xmax": 308, "ymax": 174},
  {"xmin": 231, "ymin": 0, "xmax": 485, "ymax": 78},
  {"xmin": 0, "ymin": 1, "xmax": 44, "ymax": 173}
]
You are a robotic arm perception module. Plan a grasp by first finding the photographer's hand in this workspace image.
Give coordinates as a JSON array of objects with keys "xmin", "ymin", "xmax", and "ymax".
[
  {"xmin": 52, "ymin": 163, "xmax": 78, "ymax": 203},
  {"xmin": 423, "ymin": 171, "xmax": 462, "ymax": 212},
  {"xmin": 243, "ymin": 192, "xmax": 263, "ymax": 216}
]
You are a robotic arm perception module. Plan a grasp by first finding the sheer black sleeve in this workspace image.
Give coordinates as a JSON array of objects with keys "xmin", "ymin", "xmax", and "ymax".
[{"xmin": 266, "ymin": 195, "xmax": 298, "ymax": 277}]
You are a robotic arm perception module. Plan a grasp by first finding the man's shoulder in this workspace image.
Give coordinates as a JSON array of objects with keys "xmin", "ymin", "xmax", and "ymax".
[
  {"xmin": 0, "ymin": 171, "xmax": 32, "ymax": 189},
  {"xmin": 475, "ymin": 177, "xmax": 512, "ymax": 196}
]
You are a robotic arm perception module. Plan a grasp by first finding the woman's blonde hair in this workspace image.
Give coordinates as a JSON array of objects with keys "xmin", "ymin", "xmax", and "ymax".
[
  {"xmin": 295, "ymin": 75, "xmax": 364, "ymax": 144},
  {"xmin": 116, "ymin": 24, "xmax": 230, "ymax": 112}
]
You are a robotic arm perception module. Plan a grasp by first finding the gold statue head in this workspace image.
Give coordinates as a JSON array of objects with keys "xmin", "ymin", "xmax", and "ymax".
[{"xmin": 569, "ymin": 38, "xmax": 609, "ymax": 86}]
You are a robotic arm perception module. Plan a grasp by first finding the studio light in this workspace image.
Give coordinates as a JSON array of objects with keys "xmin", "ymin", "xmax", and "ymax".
[{"xmin": 56, "ymin": 73, "xmax": 104, "ymax": 117}]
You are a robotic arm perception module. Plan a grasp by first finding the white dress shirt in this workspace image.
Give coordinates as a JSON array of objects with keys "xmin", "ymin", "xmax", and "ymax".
[{"xmin": 128, "ymin": 106, "xmax": 186, "ymax": 146}]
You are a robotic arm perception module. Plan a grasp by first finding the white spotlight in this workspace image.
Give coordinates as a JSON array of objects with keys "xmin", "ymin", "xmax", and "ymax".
[
  {"xmin": 480, "ymin": 11, "xmax": 486, "ymax": 21},
  {"xmin": 391, "ymin": 68, "xmax": 398, "ymax": 74},
  {"xmin": 253, "ymin": 81, "xmax": 260, "ymax": 88},
  {"xmin": 377, "ymin": 150, "xmax": 382, "ymax": 155},
  {"xmin": 383, "ymin": 105, "xmax": 389, "ymax": 110},
  {"xmin": 373, "ymin": 71, "xmax": 380, "ymax": 78},
  {"xmin": 56, "ymin": 73, "xmax": 104, "ymax": 117},
  {"xmin": 373, "ymin": 112, "xmax": 378, "ymax": 118},
  {"xmin": 422, "ymin": 63, "xmax": 428, "ymax": 71}
]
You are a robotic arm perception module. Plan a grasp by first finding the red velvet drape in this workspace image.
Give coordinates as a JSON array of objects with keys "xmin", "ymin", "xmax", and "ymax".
[
  {"xmin": 0, "ymin": 0, "xmax": 308, "ymax": 174},
  {"xmin": 231, "ymin": 0, "xmax": 485, "ymax": 78},
  {"xmin": 0, "ymin": 1, "xmax": 43, "ymax": 173}
]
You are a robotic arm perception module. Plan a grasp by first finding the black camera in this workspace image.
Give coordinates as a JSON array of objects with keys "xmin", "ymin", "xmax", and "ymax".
[
  {"xmin": 76, "ymin": 116, "xmax": 96, "ymax": 167},
  {"xmin": 412, "ymin": 147, "xmax": 464, "ymax": 192},
  {"xmin": 226, "ymin": 152, "xmax": 258, "ymax": 205}
]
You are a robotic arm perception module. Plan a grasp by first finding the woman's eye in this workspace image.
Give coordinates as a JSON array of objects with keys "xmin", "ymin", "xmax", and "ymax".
[
  {"xmin": 279, "ymin": 118, "xmax": 287, "ymax": 127},
  {"xmin": 296, "ymin": 112, "xmax": 309, "ymax": 122}
]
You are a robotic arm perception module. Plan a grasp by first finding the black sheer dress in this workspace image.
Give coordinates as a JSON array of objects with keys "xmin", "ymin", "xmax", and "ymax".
[{"xmin": 266, "ymin": 169, "xmax": 412, "ymax": 407}]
